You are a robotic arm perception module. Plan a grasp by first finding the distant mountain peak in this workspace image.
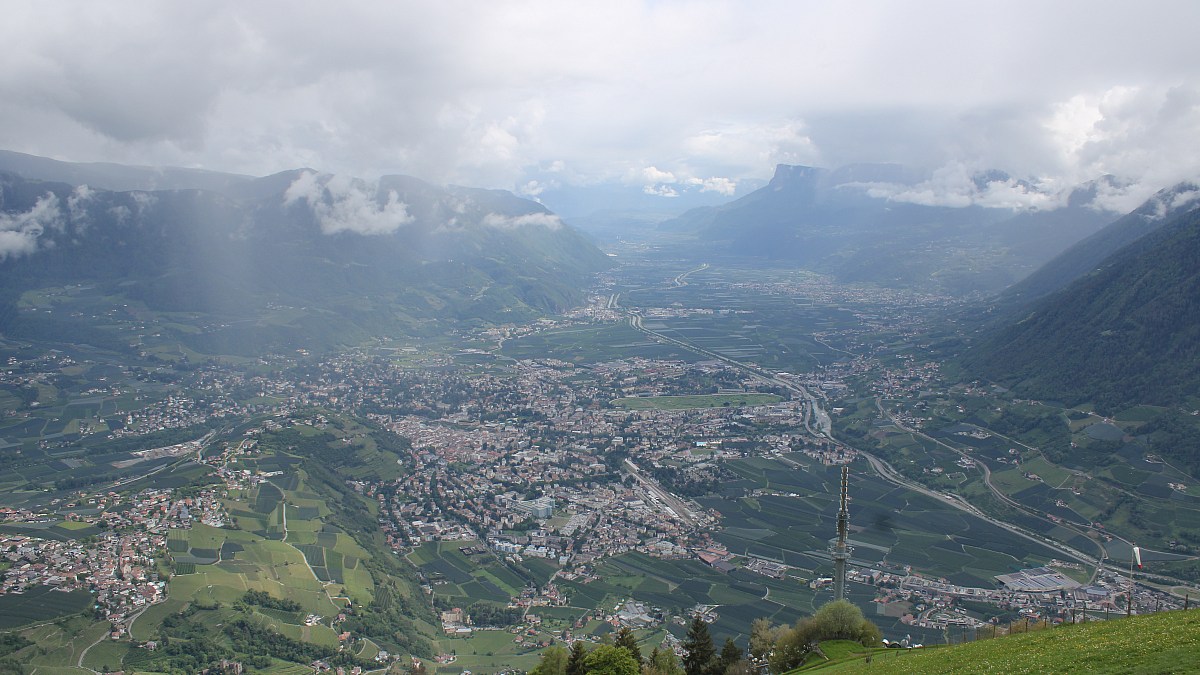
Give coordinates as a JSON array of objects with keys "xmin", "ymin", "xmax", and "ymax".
[{"xmin": 1138, "ymin": 181, "xmax": 1200, "ymax": 221}]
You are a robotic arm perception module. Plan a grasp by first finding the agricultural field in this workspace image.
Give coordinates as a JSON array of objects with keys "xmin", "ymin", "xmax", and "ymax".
[
  {"xmin": 838, "ymin": 390, "xmax": 1200, "ymax": 564},
  {"xmin": 0, "ymin": 614, "xmax": 110, "ymax": 673},
  {"xmin": 407, "ymin": 539, "xmax": 547, "ymax": 607},
  {"xmin": 43, "ymin": 432, "xmax": 419, "ymax": 674},
  {"xmin": 414, "ymin": 453, "xmax": 1057, "ymax": 649},
  {"xmin": 171, "ymin": 470, "xmax": 375, "ymax": 617},
  {"xmin": 433, "ymin": 628, "xmax": 544, "ymax": 674},
  {"xmin": 0, "ymin": 585, "xmax": 91, "ymax": 628},
  {"xmin": 711, "ymin": 454, "xmax": 1059, "ymax": 584},
  {"xmin": 613, "ymin": 261, "xmax": 870, "ymax": 373},
  {"xmin": 501, "ymin": 322, "xmax": 697, "ymax": 364}
]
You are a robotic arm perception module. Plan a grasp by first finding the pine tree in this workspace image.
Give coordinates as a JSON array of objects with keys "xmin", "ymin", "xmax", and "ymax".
[
  {"xmin": 566, "ymin": 640, "xmax": 589, "ymax": 675},
  {"xmin": 717, "ymin": 638, "xmax": 741, "ymax": 674},
  {"xmin": 614, "ymin": 626, "xmax": 642, "ymax": 665},
  {"xmin": 681, "ymin": 616, "xmax": 716, "ymax": 675}
]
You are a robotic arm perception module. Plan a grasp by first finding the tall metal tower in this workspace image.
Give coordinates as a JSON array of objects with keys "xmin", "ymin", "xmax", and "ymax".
[{"xmin": 831, "ymin": 466, "xmax": 852, "ymax": 601}]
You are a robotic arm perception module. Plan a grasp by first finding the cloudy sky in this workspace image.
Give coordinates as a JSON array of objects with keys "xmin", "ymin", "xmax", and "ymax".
[{"xmin": 3, "ymin": 0, "xmax": 1199, "ymax": 208}]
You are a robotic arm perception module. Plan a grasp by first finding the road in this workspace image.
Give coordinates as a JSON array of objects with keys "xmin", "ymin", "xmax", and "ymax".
[
  {"xmin": 874, "ymin": 397, "xmax": 1106, "ymax": 560},
  {"xmin": 77, "ymin": 605, "xmax": 150, "ymax": 672},
  {"xmin": 673, "ymin": 263, "xmax": 708, "ymax": 287},
  {"xmin": 628, "ymin": 311, "xmax": 830, "ymax": 437},
  {"xmin": 624, "ymin": 302, "xmax": 1106, "ymax": 570},
  {"xmin": 104, "ymin": 429, "xmax": 223, "ymax": 491},
  {"xmin": 872, "ymin": 398, "xmax": 1200, "ymax": 583}
]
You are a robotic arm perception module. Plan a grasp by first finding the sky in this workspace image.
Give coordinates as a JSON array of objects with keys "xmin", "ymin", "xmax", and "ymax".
[{"xmin": 3, "ymin": 0, "xmax": 1200, "ymax": 211}]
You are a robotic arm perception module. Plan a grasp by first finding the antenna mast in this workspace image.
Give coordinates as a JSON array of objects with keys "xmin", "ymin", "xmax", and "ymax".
[{"xmin": 831, "ymin": 466, "xmax": 852, "ymax": 601}]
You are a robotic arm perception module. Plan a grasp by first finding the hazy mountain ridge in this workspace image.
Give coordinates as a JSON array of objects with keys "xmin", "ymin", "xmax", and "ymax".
[
  {"xmin": 0, "ymin": 160, "xmax": 610, "ymax": 355},
  {"xmin": 995, "ymin": 181, "xmax": 1200, "ymax": 307},
  {"xmin": 962, "ymin": 201, "xmax": 1200, "ymax": 412},
  {"xmin": 0, "ymin": 148, "xmax": 255, "ymax": 194},
  {"xmin": 660, "ymin": 163, "xmax": 1121, "ymax": 295}
]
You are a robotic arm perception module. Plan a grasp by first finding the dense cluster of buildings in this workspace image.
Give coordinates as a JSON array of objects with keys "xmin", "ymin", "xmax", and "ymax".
[{"xmin": 0, "ymin": 485, "xmax": 235, "ymax": 638}]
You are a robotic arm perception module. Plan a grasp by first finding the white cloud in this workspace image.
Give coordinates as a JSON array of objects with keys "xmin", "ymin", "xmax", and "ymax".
[
  {"xmin": 642, "ymin": 184, "xmax": 679, "ymax": 197},
  {"xmin": 480, "ymin": 212, "xmax": 563, "ymax": 230},
  {"xmin": 863, "ymin": 162, "xmax": 1063, "ymax": 210},
  {"xmin": 1040, "ymin": 84, "xmax": 1200, "ymax": 212},
  {"xmin": 66, "ymin": 184, "xmax": 94, "ymax": 226},
  {"xmin": 640, "ymin": 166, "xmax": 676, "ymax": 184},
  {"xmin": 687, "ymin": 176, "xmax": 737, "ymax": 196},
  {"xmin": 1170, "ymin": 188, "xmax": 1200, "ymax": 212},
  {"xmin": 682, "ymin": 120, "xmax": 821, "ymax": 176},
  {"xmin": 518, "ymin": 180, "xmax": 545, "ymax": 198},
  {"xmin": 284, "ymin": 171, "xmax": 414, "ymax": 235},
  {"xmin": 1, "ymin": 1, "xmax": 1199, "ymax": 201},
  {"xmin": 0, "ymin": 193, "xmax": 62, "ymax": 259},
  {"xmin": 1139, "ymin": 184, "xmax": 1200, "ymax": 220}
]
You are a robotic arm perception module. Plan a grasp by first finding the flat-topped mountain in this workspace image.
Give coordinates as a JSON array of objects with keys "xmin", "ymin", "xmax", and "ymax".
[{"xmin": 661, "ymin": 163, "xmax": 1121, "ymax": 295}]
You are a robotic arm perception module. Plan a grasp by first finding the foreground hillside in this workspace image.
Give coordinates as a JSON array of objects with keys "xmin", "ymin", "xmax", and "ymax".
[{"xmin": 816, "ymin": 610, "xmax": 1200, "ymax": 674}]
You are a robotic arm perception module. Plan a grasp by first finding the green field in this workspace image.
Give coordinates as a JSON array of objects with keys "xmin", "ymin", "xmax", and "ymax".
[
  {"xmin": 814, "ymin": 610, "xmax": 1200, "ymax": 674},
  {"xmin": 611, "ymin": 393, "xmax": 783, "ymax": 410},
  {"xmin": 408, "ymin": 540, "xmax": 541, "ymax": 606},
  {"xmin": 0, "ymin": 586, "xmax": 91, "ymax": 628}
]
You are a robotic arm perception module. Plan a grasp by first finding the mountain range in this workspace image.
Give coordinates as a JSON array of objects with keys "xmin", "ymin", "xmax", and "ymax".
[
  {"xmin": 661, "ymin": 163, "xmax": 1122, "ymax": 295},
  {"xmin": 962, "ymin": 183, "xmax": 1200, "ymax": 412},
  {"xmin": 0, "ymin": 156, "xmax": 609, "ymax": 356}
]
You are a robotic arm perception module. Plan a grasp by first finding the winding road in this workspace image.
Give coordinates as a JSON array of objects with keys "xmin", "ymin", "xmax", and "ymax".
[{"xmin": 620, "ymin": 288, "xmax": 1112, "ymax": 573}]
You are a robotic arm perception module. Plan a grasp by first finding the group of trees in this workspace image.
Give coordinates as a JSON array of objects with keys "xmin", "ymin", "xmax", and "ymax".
[
  {"xmin": 526, "ymin": 617, "xmax": 750, "ymax": 675},
  {"xmin": 750, "ymin": 601, "xmax": 881, "ymax": 672},
  {"xmin": 529, "ymin": 601, "xmax": 881, "ymax": 675},
  {"xmin": 238, "ymin": 589, "xmax": 302, "ymax": 613},
  {"xmin": 462, "ymin": 601, "xmax": 526, "ymax": 627},
  {"xmin": 529, "ymin": 626, "xmax": 682, "ymax": 675}
]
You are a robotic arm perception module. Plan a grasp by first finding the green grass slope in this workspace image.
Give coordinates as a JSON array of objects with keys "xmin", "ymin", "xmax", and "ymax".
[{"xmin": 811, "ymin": 610, "xmax": 1200, "ymax": 674}]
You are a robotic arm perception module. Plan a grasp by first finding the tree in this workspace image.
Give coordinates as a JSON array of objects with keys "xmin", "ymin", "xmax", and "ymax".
[
  {"xmin": 857, "ymin": 618, "xmax": 882, "ymax": 647},
  {"xmin": 646, "ymin": 646, "xmax": 683, "ymax": 675},
  {"xmin": 583, "ymin": 644, "xmax": 640, "ymax": 675},
  {"xmin": 768, "ymin": 619, "xmax": 816, "ymax": 674},
  {"xmin": 809, "ymin": 600, "xmax": 880, "ymax": 646},
  {"xmin": 717, "ymin": 638, "xmax": 742, "ymax": 675},
  {"xmin": 614, "ymin": 626, "xmax": 642, "ymax": 665},
  {"xmin": 531, "ymin": 644, "xmax": 569, "ymax": 675},
  {"xmin": 748, "ymin": 618, "xmax": 778, "ymax": 663},
  {"xmin": 681, "ymin": 617, "xmax": 716, "ymax": 675},
  {"xmin": 810, "ymin": 600, "xmax": 863, "ymax": 640},
  {"xmin": 566, "ymin": 641, "xmax": 589, "ymax": 675}
]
